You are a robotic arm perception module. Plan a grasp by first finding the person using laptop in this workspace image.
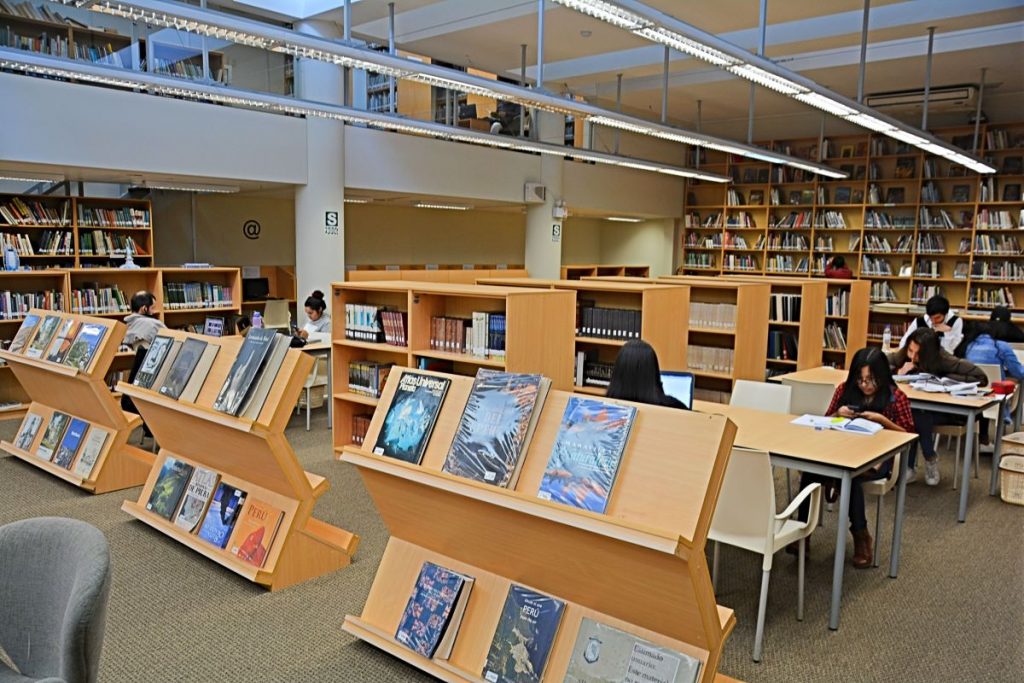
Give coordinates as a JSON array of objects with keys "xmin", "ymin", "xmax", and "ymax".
[
  {"xmin": 605, "ymin": 339, "xmax": 687, "ymax": 410},
  {"xmin": 297, "ymin": 290, "xmax": 332, "ymax": 343}
]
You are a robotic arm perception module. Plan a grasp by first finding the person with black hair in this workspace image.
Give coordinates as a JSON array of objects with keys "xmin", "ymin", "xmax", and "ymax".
[
  {"xmin": 297, "ymin": 290, "xmax": 331, "ymax": 342},
  {"xmin": 959, "ymin": 320, "xmax": 1024, "ymax": 447},
  {"xmin": 605, "ymin": 339, "xmax": 687, "ymax": 409},
  {"xmin": 824, "ymin": 255, "xmax": 853, "ymax": 279},
  {"xmin": 792, "ymin": 347, "xmax": 914, "ymax": 568},
  {"xmin": 988, "ymin": 306, "xmax": 1024, "ymax": 343},
  {"xmin": 888, "ymin": 327, "xmax": 987, "ymax": 485},
  {"xmin": 897, "ymin": 294, "xmax": 963, "ymax": 354},
  {"xmin": 123, "ymin": 290, "xmax": 166, "ymax": 351}
]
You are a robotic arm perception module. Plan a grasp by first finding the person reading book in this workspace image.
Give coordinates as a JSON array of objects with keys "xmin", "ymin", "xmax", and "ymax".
[
  {"xmin": 792, "ymin": 347, "xmax": 914, "ymax": 569},
  {"xmin": 124, "ymin": 291, "xmax": 166, "ymax": 351},
  {"xmin": 605, "ymin": 340, "xmax": 687, "ymax": 410},
  {"xmin": 888, "ymin": 327, "xmax": 988, "ymax": 485},
  {"xmin": 988, "ymin": 306, "xmax": 1024, "ymax": 344},
  {"xmin": 824, "ymin": 255, "xmax": 853, "ymax": 279},
  {"xmin": 897, "ymin": 294, "xmax": 963, "ymax": 354},
  {"xmin": 297, "ymin": 290, "xmax": 331, "ymax": 343},
  {"xmin": 958, "ymin": 321, "xmax": 1024, "ymax": 448}
]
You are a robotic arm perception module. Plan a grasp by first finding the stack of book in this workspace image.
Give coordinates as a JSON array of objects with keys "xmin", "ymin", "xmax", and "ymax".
[
  {"xmin": 690, "ymin": 302, "xmax": 736, "ymax": 330},
  {"xmin": 824, "ymin": 322, "xmax": 848, "ymax": 351},
  {"xmin": 576, "ymin": 306, "xmax": 641, "ymax": 340},
  {"xmin": 70, "ymin": 286, "xmax": 129, "ymax": 315},
  {"xmin": 348, "ymin": 361, "xmax": 393, "ymax": 398},
  {"xmin": 163, "ymin": 282, "xmax": 233, "ymax": 309}
]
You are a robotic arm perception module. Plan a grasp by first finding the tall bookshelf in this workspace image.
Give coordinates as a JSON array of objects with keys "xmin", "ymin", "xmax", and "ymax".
[
  {"xmin": 680, "ymin": 122, "xmax": 1024, "ymax": 334},
  {"xmin": 340, "ymin": 367, "xmax": 738, "ymax": 683},
  {"xmin": 330, "ymin": 281, "xmax": 575, "ymax": 450}
]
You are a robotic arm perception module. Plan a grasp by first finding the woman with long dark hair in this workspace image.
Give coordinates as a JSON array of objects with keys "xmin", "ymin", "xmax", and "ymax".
[{"xmin": 605, "ymin": 339, "xmax": 686, "ymax": 409}]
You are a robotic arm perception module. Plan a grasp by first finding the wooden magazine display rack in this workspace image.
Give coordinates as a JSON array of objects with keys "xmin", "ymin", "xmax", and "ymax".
[
  {"xmin": 341, "ymin": 366, "xmax": 738, "ymax": 683},
  {"xmin": 119, "ymin": 329, "xmax": 359, "ymax": 590},
  {"xmin": 0, "ymin": 310, "xmax": 153, "ymax": 493}
]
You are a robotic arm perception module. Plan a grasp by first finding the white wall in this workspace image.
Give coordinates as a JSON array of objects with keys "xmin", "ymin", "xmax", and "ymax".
[{"xmin": 562, "ymin": 216, "xmax": 676, "ymax": 276}]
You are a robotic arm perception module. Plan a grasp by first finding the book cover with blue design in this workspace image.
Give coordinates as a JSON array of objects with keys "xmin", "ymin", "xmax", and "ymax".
[
  {"xmin": 372, "ymin": 371, "xmax": 451, "ymax": 464},
  {"xmin": 52, "ymin": 417, "xmax": 89, "ymax": 469},
  {"xmin": 145, "ymin": 456, "xmax": 194, "ymax": 520},
  {"xmin": 564, "ymin": 618, "xmax": 702, "ymax": 683},
  {"xmin": 442, "ymin": 370, "xmax": 546, "ymax": 487},
  {"xmin": 395, "ymin": 561, "xmax": 474, "ymax": 659},
  {"xmin": 8, "ymin": 313, "xmax": 40, "ymax": 353},
  {"xmin": 537, "ymin": 397, "xmax": 637, "ymax": 514},
  {"xmin": 197, "ymin": 482, "xmax": 247, "ymax": 549},
  {"xmin": 482, "ymin": 585, "xmax": 565, "ymax": 683},
  {"xmin": 62, "ymin": 323, "xmax": 107, "ymax": 371}
]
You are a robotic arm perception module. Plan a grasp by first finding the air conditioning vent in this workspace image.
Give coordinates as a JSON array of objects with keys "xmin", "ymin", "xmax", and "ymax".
[{"xmin": 866, "ymin": 85, "xmax": 976, "ymax": 112}]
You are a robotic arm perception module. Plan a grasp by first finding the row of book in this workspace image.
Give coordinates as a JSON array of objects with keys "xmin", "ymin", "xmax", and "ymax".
[
  {"xmin": 769, "ymin": 293, "xmax": 802, "ymax": 323},
  {"xmin": 8, "ymin": 314, "xmax": 106, "ymax": 371},
  {"xmin": 687, "ymin": 345, "xmax": 734, "ymax": 375},
  {"xmin": 824, "ymin": 322, "xmax": 847, "ymax": 351},
  {"xmin": 428, "ymin": 313, "xmax": 506, "ymax": 359},
  {"xmin": 348, "ymin": 361, "xmax": 392, "ymax": 398},
  {"xmin": 394, "ymin": 560, "xmax": 701, "ymax": 682},
  {"xmin": 763, "ymin": 233, "xmax": 809, "ymax": 251},
  {"xmin": 0, "ymin": 26, "xmax": 69, "ymax": 57},
  {"xmin": 825, "ymin": 289, "xmax": 850, "ymax": 317},
  {"xmin": 767, "ymin": 331, "xmax": 798, "ymax": 362},
  {"xmin": 976, "ymin": 209, "xmax": 1020, "ymax": 230},
  {"xmin": 969, "ymin": 287, "xmax": 1016, "ymax": 308},
  {"xmin": 689, "ymin": 302, "xmax": 736, "ymax": 330},
  {"xmin": 683, "ymin": 253, "xmax": 715, "ymax": 269},
  {"xmin": 163, "ymin": 282, "xmax": 233, "ymax": 309},
  {"xmin": 0, "ymin": 290, "xmax": 63, "ymax": 321},
  {"xmin": 0, "ymin": 197, "xmax": 70, "ymax": 226},
  {"xmin": 725, "ymin": 212, "xmax": 757, "ymax": 228},
  {"xmin": 575, "ymin": 354, "xmax": 614, "ymax": 390},
  {"xmin": 144, "ymin": 457, "xmax": 283, "ymax": 569},
  {"xmin": 766, "ymin": 255, "xmax": 808, "ymax": 273},
  {"xmin": 868, "ymin": 320, "xmax": 911, "ymax": 341},
  {"xmin": 70, "ymin": 286, "xmax": 129, "ymax": 315},
  {"xmin": 972, "ymin": 261, "xmax": 1024, "ymax": 281},
  {"xmin": 78, "ymin": 231, "xmax": 144, "ymax": 256},
  {"xmin": 11, "ymin": 410, "xmax": 109, "ymax": 479},
  {"xmin": 0, "ymin": 0, "xmax": 80, "ymax": 22},
  {"xmin": 77, "ymin": 206, "xmax": 151, "ymax": 228},
  {"xmin": 343, "ymin": 304, "xmax": 407, "ymax": 346},
  {"xmin": 870, "ymin": 281, "xmax": 898, "ymax": 302},
  {"xmin": 973, "ymin": 235, "xmax": 1022, "ymax": 254},
  {"xmin": 351, "ymin": 414, "xmax": 373, "ymax": 446},
  {"xmin": 0, "ymin": 231, "xmax": 67, "ymax": 256},
  {"xmin": 920, "ymin": 207, "xmax": 969, "ymax": 229},
  {"xmin": 910, "ymin": 284, "xmax": 943, "ymax": 304},
  {"xmin": 862, "ymin": 233, "xmax": 912, "ymax": 253},
  {"xmin": 723, "ymin": 254, "xmax": 757, "ymax": 271},
  {"xmin": 576, "ymin": 305, "xmax": 641, "ymax": 340},
  {"xmin": 865, "ymin": 211, "xmax": 915, "ymax": 229}
]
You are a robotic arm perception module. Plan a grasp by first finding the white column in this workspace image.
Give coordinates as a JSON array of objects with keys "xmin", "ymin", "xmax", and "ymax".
[
  {"xmin": 524, "ymin": 111, "xmax": 565, "ymax": 278},
  {"xmin": 295, "ymin": 19, "xmax": 345, "ymax": 304}
]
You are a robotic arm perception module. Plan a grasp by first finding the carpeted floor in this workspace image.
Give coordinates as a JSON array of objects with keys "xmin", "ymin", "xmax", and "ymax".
[{"xmin": 1, "ymin": 411, "xmax": 1022, "ymax": 682}]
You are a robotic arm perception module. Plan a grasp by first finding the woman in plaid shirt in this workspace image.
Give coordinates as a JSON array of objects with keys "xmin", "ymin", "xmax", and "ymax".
[{"xmin": 794, "ymin": 347, "xmax": 915, "ymax": 568}]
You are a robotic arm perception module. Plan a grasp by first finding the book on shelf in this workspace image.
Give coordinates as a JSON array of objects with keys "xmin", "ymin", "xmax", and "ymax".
[
  {"xmin": 348, "ymin": 360, "xmax": 393, "ymax": 399},
  {"xmin": 482, "ymin": 585, "xmax": 565, "ymax": 683},
  {"xmin": 228, "ymin": 496, "xmax": 285, "ymax": 568},
  {"xmin": 687, "ymin": 345, "xmax": 734, "ymax": 374},
  {"xmin": 791, "ymin": 414, "xmax": 883, "ymax": 435},
  {"xmin": 0, "ymin": 291, "xmax": 64, "ymax": 322},
  {"xmin": 429, "ymin": 313, "xmax": 507, "ymax": 359},
  {"xmin": 72, "ymin": 426, "xmax": 109, "ymax": 479},
  {"xmin": 0, "ymin": 197, "xmax": 70, "ymax": 226},
  {"xmin": 212, "ymin": 328, "xmax": 278, "ymax": 416},
  {"xmin": 769, "ymin": 294, "xmax": 802, "ymax": 323},
  {"xmin": 163, "ymin": 282, "xmax": 233, "ymax": 310},
  {"xmin": 145, "ymin": 456, "xmax": 195, "ymax": 520},
  {"xmin": 133, "ymin": 335, "xmax": 174, "ymax": 389},
  {"xmin": 970, "ymin": 286, "xmax": 1016, "ymax": 308},
  {"xmin": 76, "ymin": 205, "xmax": 150, "ymax": 228},
  {"xmin": 24, "ymin": 314, "xmax": 61, "ymax": 359},
  {"xmin": 351, "ymin": 413, "xmax": 373, "ymax": 446},
  {"xmin": 580, "ymin": 358, "xmax": 614, "ymax": 390},
  {"xmin": 824, "ymin": 322, "xmax": 848, "ymax": 351},
  {"xmin": 62, "ymin": 322, "xmax": 106, "ymax": 371},
  {"xmin": 173, "ymin": 466, "xmax": 220, "ymax": 533},
  {"xmin": 35, "ymin": 412, "xmax": 69, "ymax": 461},
  {"xmin": 689, "ymin": 302, "xmax": 736, "ymax": 330},
  {"xmin": 43, "ymin": 318, "xmax": 80, "ymax": 364},
  {"xmin": 565, "ymin": 617, "xmax": 703, "ymax": 683},
  {"xmin": 395, "ymin": 561, "xmax": 475, "ymax": 660},
  {"xmin": 158, "ymin": 337, "xmax": 207, "ymax": 400},
  {"xmin": 536, "ymin": 396, "xmax": 636, "ymax": 514},
  {"xmin": 71, "ymin": 285, "xmax": 129, "ymax": 315},
  {"xmin": 13, "ymin": 412, "xmax": 43, "ymax": 451},
  {"xmin": 52, "ymin": 416, "xmax": 88, "ymax": 469},
  {"xmin": 767, "ymin": 331, "xmax": 798, "ymax": 361},
  {"xmin": 197, "ymin": 482, "xmax": 247, "ymax": 549},
  {"xmin": 578, "ymin": 306, "xmax": 641, "ymax": 340},
  {"xmin": 237, "ymin": 334, "xmax": 289, "ymax": 420},
  {"xmin": 442, "ymin": 369, "xmax": 550, "ymax": 488},
  {"xmin": 371, "ymin": 371, "xmax": 451, "ymax": 464}
]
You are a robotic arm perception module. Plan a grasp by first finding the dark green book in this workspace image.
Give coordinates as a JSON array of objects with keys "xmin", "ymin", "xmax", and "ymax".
[
  {"xmin": 158, "ymin": 338, "xmax": 207, "ymax": 400},
  {"xmin": 145, "ymin": 456, "xmax": 194, "ymax": 520}
]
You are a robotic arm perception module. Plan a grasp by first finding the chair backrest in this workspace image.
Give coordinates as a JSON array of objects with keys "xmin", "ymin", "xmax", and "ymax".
[
  {"xmin": 0, "ymin": 517, "xmax": 111, "ymax": 683},
  {"xmin": 730, "ymin": 379, "xmax": 793, "ymax": 414},
  {"xmin": 263, "ymin": 299, "xmax": 291, "ymax": 329},
  {"xmin": 709, "ymin": 447, "xmax": 776, "ymax": 549},
  {"xmin": 1013, "ymin": 348, "xmax": 1024, "ymax": 365},
  {"xmin": 864, "ymin": 451, "xmax": 901, "ymax": 497},
  {"xmin": 305, "ymin": 355, "xmax": 328, "ymax": 388},
  {"xmin": 780, "ymin": 377, "xmax": 837, "ymax": 415},
  {"xmin": 977, "ymin": 362, "xmax": 1003, "ymax": 384}
]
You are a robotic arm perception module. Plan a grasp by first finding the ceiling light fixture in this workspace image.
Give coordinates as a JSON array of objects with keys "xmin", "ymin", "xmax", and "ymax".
[
  {"xmin": 140, "ymin": 181, "xmax": 240, "ymax": 193},
  {"xmin": 344, "ymin": 197, "xmax": 371, "ymax": 204},
  {"xmin": 0, "ymin": 172, "xmax": 66, "ymax": 183},
  {"xmin": 551, "ymin": 0, "xmax": 996, "ymax": 174},
  {"xmin": 606, "ymin": 216, "xmax": 644, "ymax": 222},
  {"xmin": 415, "ymin": 202, "xmax": 472, "ymax": 211},
  {"xmin": 49, "ymin": 0, "xmax": 843, "ymax": 176}
]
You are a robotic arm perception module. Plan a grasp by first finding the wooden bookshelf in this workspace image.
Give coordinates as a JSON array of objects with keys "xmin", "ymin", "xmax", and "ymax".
[
  {"xmin": 240, "ymin": 265, "xmax": 296, "ymax": 313},
  {"xmin": 561, "ymin": 264, "xmax": 651, "ymax": 280},
  {"xmin": 0, "ymin": 310, "xmax": 154, "ymax": 493},
  {"xmin": 346, "ymin": 265, "xmax": 528, "ymax": 284},
  {"xmin": 118, "ymin": 329, "xmax": 359, "ymax": 590},
  {"xmin": 340, "ymin": 367, "xmax": 738, "ymax": 683},
  {"xmin": 331, "ymin": 281, "xmax": 575, "ymax": 450},
  {"xmin": 160, "ymin": 267, "xmax": 242, "ymax": 328},
  {"xmin": 477, "ymin": 277, "xmax": 690, "ymax": 394}
]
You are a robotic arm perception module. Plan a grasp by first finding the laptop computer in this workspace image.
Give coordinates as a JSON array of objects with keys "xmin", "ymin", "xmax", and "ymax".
[{"xmin": 660, "ymin": 371, "xmax": 695, "ymax": 410}]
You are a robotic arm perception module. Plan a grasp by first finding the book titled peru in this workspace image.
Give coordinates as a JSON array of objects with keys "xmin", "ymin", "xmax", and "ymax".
[
  {"xmin": 8, "ymin": 313, "xmax": 40, "ymax": 353},
  {"xmin": 564, "ymin": 618, "xmax": 702, "ymax": 683},
  {"xmin": 537, "ymin": 397, "xmax": 637, "ymax": 514},
  {"xmin": 372, "ymin": 371, "xmax": 451, "ymax": 464},
  {"xmin": 62, "ymin": 323, "xmax": 107, "ymax": 371},
  {"xmin": 482, "ymin": 585, "xmax": 565, "ymax": 683},
  {"xmin": 133, "ymin": 335, "xmax": 175, "ymax": 389},
  {"xmin": 197, "ymin": 483, "xmax": 247, "ymax": 549},
  {"xmin": 36, "ymin": 411, "xmax": 70, "ymax": 461},
  {"xmin": 228, "ymin": 496, "xmax": 285, "ymax": 568},
  {"xmin": 52, "ymin": 417, "xmax": 89, "ymax": 469},
  {"xmin": 212, "ymin": 328, "xmax": 278, "ymax": 415},
  {"xmin": 395, "ymin": 561, "xmax": 475, "ymax": 660},
  {"xmin": 174, "ymin": 466, "xmax": 220, "ymax": 533},
  {"xmin": 442, "ymin": 369, "xmax": 549, "ymax": 487},
  {"xmin": 145, "ymin": 456, "xmax": 195, "ymax": 520}
]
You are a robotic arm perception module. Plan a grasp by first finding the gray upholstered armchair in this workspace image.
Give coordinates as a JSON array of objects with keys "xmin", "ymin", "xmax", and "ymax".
[{"xmin": 0, "ymin": 517, "xmax": 111, "ymax": 683}]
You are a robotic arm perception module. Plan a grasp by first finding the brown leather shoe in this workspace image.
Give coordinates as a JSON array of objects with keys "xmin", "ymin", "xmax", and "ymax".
[{"xmin": 851, "ymin": 529, "xmax": 873, "ymax": 569}]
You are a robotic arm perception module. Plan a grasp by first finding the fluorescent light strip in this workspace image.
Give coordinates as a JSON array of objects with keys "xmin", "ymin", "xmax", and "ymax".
[
  {"xmin": 142, "ymin": 182, "xmax": 239, "ymax": 193},
  {"xmin": 344, "ymin": 197, "xmax": 371, "ymax": 204},
  {"xmin": 606, "ymin": 216, "xmax": 643, "ymax": 222},
  {"xmin": 0, "ymin": 173, "xmax": 65, "ymax": 183},
  {"xmin": 50, "ymin": 0, "xmax": 841, "ymax": 176},
  {"xmin": 415, "ymin": 202, "xmax": 472, "ymax": 211},
  {"xmin": 0, "ymin": 50, "xmax": 728, "ymax": 184},
  {"xmin": 553, "ymin": 0, "xmax": 996, "ymax": 174}
]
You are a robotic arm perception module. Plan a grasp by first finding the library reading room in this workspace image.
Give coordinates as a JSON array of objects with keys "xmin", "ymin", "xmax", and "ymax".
[{"xmin": 1, "ymin": 1, "xmax": 1023, "ymax": 681}]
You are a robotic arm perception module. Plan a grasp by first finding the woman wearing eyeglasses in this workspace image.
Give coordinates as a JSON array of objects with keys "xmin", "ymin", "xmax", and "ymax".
[{"xmin": 792, "ymin": 347, "xmax": 915, "ymax": 568}]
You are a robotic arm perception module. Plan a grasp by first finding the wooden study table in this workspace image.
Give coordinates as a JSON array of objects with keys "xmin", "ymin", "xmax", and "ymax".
[
  {"xmin": 301, "ymin": 341, "xmax": 332, "ymax": 427},
  {"xmin": 774, "ymin": 367, "xmax": 1007, "ymax": 522},
  {"xmin": 693, "ymin": 400, "xmax": 917, "ymax": 632}
]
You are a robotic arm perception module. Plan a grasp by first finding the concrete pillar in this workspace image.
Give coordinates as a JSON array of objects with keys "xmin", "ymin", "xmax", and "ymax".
[
  {"xmin": 294, "ymin": 19, "xmax": 345, "ymax": 305},
  {"xmin": 524, "ymin": 111, "xmax": 565, "ymax": 278}
]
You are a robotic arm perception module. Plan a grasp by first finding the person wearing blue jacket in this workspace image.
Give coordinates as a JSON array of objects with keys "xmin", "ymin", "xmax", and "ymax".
[{"xmin": 960, "ymin": 321, "xmax": 1024, "ymax": 447}]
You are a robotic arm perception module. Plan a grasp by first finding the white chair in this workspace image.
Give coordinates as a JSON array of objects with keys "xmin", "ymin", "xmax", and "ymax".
[
  {"xmin": 731, "ymin": 380, "xmax": 795, "ymax": 499},
  {"xmin": 779, "ymin": 377, "xmax": 837, "ymax": 416},
  {"xmin": 263, "ymin": 299, "xmax": 291, "ymax": 331},
  {"xmin": 298, "ymin": 355, "xmax": 328, "ymax": 431},
  {"xmin": 861, "ymin": 451, "xmax": 901, "ymax": 567},
  {"xmin": 709, "ymin": 447, "xmax": 822, "ymax": 663}
]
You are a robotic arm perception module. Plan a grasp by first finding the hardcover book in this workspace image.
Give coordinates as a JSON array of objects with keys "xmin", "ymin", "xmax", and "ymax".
[
  {"xmin": 372, "ymin": 371, "xmax": 451, "ymax": 464},
  {"xmin": 197, "ymin": 483, "xmax": 247, "ymax": 549},
  {"xmin": 145, "ymin": 456, "xmax": 195, "ymax": 520},
  {"xmin": 395, "ymin": 561, "xmax": 475, "ymax": 660},
  {"xmin": 238, "ymin": 334, "xmax": 290, "ymax": 420},
  {"xmin": 52, "ymin": 417, "xmax": 89, "ymax": 469},
  {"xmin": 212, "ymin": 328, "xmax": 278, "ymax": 415},
  {"xmin": 228, "ymin": 496, "xmax": 285, "ymax": 568},
  {"xmin": 8, "ymin": 313, "xmax": 40, "ymax": 353},
  {"xmin": 25, "ymin": 315, "xmax": 61, "ymax": 359},
  {"xmin": 158, "ymin": 338, "xmax": 208, "ymax": 400},
  {"xmin": 72, "ymin": 426, "xmax": 110, "ymax": 479},
  {"xmin": 36, "ymin": 412, "xmax": 70, "ymax": 461},
  {"xmin": 442, "ymin": 370, "xmax": 548, "ymax": 488},
  {"xmin": 62, "ymin": 323, "xmax": 107, "ymax": 371},
  {"xmin": 133, "ymin": 335, "xmax": 174, "ymax": 389},
  {"xmin": 482, "ymin": 585, "xmax": 565, "ymax": 683},
  {"xmin": 174, "ymin": 466, "xmax": 220, "ymax": 533},
  {"xmin": 13, "ymin": 412, "xmax": 43, "ymax": 451},
  {"xmin": 178, "ymin": 343, "xmax": 221, "ymax": 404},
  {"xmin": 564, "ymin": 618, "xmax": 702, "ymax": 683},
  {"xmin": 44, "ymin": 318, "xmax": 80, "ymax": 364},
  {"xmin": 537, "ymin": 397, "xmax": 637, "ymax": 514}
]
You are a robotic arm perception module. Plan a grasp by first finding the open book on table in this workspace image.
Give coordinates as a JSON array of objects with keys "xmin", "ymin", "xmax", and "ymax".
[
  {"xmin": 790, "ymin": 414, "xmax": 884, "ymax": 435},
  {"xmin": 899, "ymin": 374, "xmax": 983, "ymax": 396}
]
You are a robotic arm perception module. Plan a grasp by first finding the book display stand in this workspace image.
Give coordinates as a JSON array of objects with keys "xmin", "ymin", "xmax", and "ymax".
[
  {"xmin": 341, "ymin": 366, "xmax": 738, "ymax": 683},
  {"xmin": 119, "ymin": 329, "xmax": 359, "ymax": 590},
  {"xmin": 0, "ymin": 310, "xmax": 154, "ymax": 493}
]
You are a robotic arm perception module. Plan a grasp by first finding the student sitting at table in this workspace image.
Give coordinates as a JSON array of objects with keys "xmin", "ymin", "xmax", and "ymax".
[
  {"xmin": 792, "ymin": 347, "xmax": 914, "ymax": 569},
  {"xmin": 987, "ymin": 305, "xmax": 1024, "ymax": 344},
  {"xmin": 896, "ymin": 294, "xmax": 963, "ymax": 354},
  {"xmin": 605, "ymin": 339, "xmax": 687, "ymax": 409},
  {"xmin": 958, "ymin": 321, "xmax": 1024, "ymax": 448},
  {"xmin": 888, "ymin": 327, "xmax": 988, "ymax": 486}
]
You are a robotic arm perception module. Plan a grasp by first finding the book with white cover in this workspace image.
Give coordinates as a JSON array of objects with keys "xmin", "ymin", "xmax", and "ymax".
[{"xmin": 791, "ymin": 414, "xmax": 883, "ymax": 435}]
